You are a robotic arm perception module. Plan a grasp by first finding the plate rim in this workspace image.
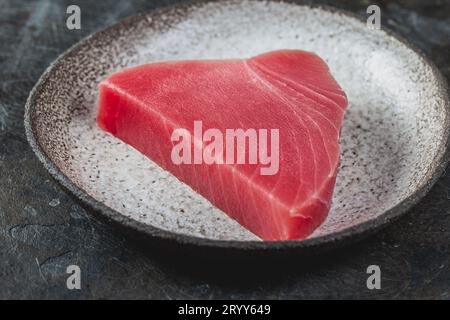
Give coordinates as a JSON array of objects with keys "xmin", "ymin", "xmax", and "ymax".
[{"xmin": 24, "ymin": 0, "xmax": 450, "ymax": 251}]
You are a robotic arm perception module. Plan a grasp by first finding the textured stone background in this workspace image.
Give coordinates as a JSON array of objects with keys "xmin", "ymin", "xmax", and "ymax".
[{"xmin": 0, "ymin": 0, "xmax": 449, "ymax": 299}]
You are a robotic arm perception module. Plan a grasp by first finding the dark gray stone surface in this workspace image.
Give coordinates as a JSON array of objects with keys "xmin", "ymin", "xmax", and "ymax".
[{"xmin": 0, "ymin": 0, "xmax": 449, "ymax": 299}]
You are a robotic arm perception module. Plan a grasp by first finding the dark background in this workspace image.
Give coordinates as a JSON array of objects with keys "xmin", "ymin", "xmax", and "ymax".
[{"xmin": 1, "ymin": 0, "xmax": 449, "ymax": 299}]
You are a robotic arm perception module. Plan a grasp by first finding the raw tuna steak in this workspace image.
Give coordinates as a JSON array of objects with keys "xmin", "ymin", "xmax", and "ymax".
[{"xmin": 97, "ymin": 50, "xmax": 348, "ymax": 240}]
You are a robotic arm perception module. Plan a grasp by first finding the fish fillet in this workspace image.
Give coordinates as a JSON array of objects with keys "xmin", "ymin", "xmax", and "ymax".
[{"xmin": 97, "ymin": 50, "xmax": 348, "ymax": 240}]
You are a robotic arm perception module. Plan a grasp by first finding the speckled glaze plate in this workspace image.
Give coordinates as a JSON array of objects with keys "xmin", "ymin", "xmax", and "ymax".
[{"xmin": 25, "ymin": 0, "xmax": 450, "ymax": 252}]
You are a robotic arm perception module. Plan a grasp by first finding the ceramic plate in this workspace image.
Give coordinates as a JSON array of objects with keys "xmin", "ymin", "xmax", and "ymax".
[{"xmin": 25, "ymin": 0, "xmax": 450, "ymax": 251}]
